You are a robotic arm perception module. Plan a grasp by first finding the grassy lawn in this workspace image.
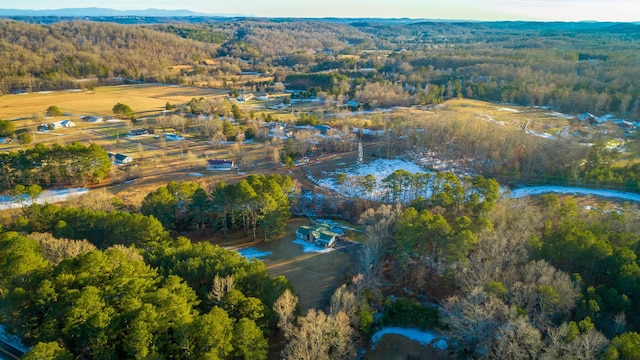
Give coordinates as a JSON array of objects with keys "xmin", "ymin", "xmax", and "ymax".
[{"xmin": 208, "ymin": 218, "xmax": 357, "ymax": 312}]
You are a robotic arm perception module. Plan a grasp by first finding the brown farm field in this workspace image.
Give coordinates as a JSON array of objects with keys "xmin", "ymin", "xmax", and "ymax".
[
  {"xmin": 0, "ymin": 84, "xmax": 228, "ymax": 120},
  {"xmin": 440, "ymin": 98, "xmax": 574, "ymax": 134}
]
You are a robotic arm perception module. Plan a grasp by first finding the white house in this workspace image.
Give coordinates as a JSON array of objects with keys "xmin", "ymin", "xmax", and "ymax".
[{"xmin": 60, "ymin": 120, "xmax": 75, "ymax": 128}]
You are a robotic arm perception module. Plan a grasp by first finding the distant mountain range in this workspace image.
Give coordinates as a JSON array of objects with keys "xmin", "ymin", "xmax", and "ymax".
[{"xmin": 0, "ymin": 7, "xmax": 246, "ymax": 17}]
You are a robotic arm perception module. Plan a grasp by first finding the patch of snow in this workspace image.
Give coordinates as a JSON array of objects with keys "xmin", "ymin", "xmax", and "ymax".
[
  {"xmin": 106, "ymin": 119, "xmax": 125, "ymax": 123},
  {"xmin": 525, "ymin": 129, "xmax": 555, "ymax": 139},
  {"xmin": 499, "ymin": 107, "xmax": 520, "ymax": 113},
  {"xmin": 163, "ymin": 134, "xmax": 184, "ymax": 141},
  {"xmin": 312, "ymin": 158, "xmax": 426, "ymax": 199},
  {"xmin": 546, "ymin": 111, "xmax": 575, "ymax": 119},
  {"xmin": 0, "ymin": 187, "xmax": 89, "ymax": 210},
  {"xmin": 293, "ymin": 238, "xmax": 334, "ymax": 253},
  {"xmin": 37, "ymin": 91, "xmax": 53, "ymax": 94},
  {"xmin": 236, "ymin": 247, "xmax": 272, "ymax": 260},
  {"xmin": 371, "ymin": 327, "xmax": 448, "ymax": 350},
  {"xmin": 508, "ymin": 186, "xmax": 640, "ymax": 202}
]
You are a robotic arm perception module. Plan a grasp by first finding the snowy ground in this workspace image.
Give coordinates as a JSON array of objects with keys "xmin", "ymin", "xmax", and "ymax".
[
  {"xmin": 309, "ymin": 157, "xmax": 640, "ymax": 204},
  {"xmin": 546, "ymin": 111, "xmax": 575, "ymax": 119},
  {"xmin": 508, "ymin": 185, "xmax": 640, "ymax": 202},
  {"xmin": 236, "ymin": 247, "xmax": 272, "ymax": 260},
  {"xmin": 370, "ymin": 327, "xmax": 448, "ymax": 350},
  {"xmin": 0, "ymin": 187, "xmax": 88, "ymax": 210},
  {"xmin": 293, "ymin": 239, "xmax": 334, "ymax": 253},
  {"xmin": 525, "ymin": 128, "xmax": 555, "ymax": 139},
  {"xmin": 312, "ymin": 158, "xmax": 425, "ymax": 200}
]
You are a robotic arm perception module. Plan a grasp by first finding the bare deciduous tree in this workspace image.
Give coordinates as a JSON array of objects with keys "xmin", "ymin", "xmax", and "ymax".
[
  {"xmin": 273, "ymin": 289, "xmax": 298, "ymax": 332},
  {"xmin": 329, "ymin": 285, "xmax": 358, "ymax": 327},
  {"xmin": 27, "ymin": 232, "xmax": 96, "ymax": 265},
  {"xmin": 357, "ymin": 204, "xmax": 402, "ymax": 288},
  {"xmin": 282, "ymin": 309, "xmax": 355, "ymax": 360},
  {"xmin": 208, "ymin": 274, "xmax": 234, "ymax": 305},
  {"xmin": 64, "ymin": 188, "xmax": 117, "ymax": 212}
]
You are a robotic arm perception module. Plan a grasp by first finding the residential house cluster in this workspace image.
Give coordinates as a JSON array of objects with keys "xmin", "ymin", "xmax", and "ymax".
[
  {"xmin": 578, "ymin": 112, "xmax": 637, "ymax": 130},
  {"xmin": 37, "ymin": 120, "xmax": 75, "ymax": 131}
]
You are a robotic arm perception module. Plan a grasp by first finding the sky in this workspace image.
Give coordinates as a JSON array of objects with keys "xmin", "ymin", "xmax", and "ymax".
[{"xmin": 3, "ymin": 0, "xmax": 640, "ymax": 22}]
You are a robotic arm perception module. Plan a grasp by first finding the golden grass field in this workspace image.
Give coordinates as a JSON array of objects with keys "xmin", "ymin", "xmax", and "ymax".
[
  {"xmin": 439, "ymin": 98, "xmax": 574, "ymax": 132},
  {"xmin": 0, "ymin": 84, "xmax": 228, "ymax": 120}
]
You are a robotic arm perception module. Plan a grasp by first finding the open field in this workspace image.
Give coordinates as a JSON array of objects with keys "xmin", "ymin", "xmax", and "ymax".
[
  {"xmin": 0, "ymin": 84, "xmax": 228, "ymax": 120},
  {"xmin": 214, "ymin": 218, "xmax": 358, "ymax": 311},
  {"xmin": 436, "ymin": 98, "xmax": 574, "ymax": 134}
]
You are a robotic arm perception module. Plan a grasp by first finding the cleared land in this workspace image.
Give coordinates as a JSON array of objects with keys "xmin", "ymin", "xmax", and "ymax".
[
  {"xmin": 211, "ymin": 218, "xmax": 357, "ymax": 311},
  {"xmin": 0, "ymin": 84, "xmax": 227, "ymax": 120}
]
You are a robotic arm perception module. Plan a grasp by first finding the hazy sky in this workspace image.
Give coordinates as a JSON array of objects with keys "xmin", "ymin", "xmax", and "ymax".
[{"xmin": 4, "ymin": 0, "xmax": 640, "ymax": 22}]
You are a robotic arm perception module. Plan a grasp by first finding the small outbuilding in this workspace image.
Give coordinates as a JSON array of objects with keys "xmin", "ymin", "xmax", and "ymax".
[{"xmin": 206, "ymin": 159, "xmax": 234, "ymax": 171}]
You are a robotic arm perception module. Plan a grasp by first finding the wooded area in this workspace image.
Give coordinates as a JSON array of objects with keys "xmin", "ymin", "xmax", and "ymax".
[
  {"xmin": 3, "ymin": 20, "xmax": 640, "ymax": 120},
  {"xmin": 2, "ymin": 16, "xmax": 640, "ymax": 359}
]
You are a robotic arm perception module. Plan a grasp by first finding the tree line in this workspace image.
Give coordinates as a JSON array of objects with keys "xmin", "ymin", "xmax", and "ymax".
[
  {"xmin": 140, "ymin": 174, "xmax": 295, "ymax": 240},
  {"xmin": 0, "ymin": 20, "xmax": 218, "ymax": 94},
  {"xmin": 4, "ymin": 19, "xmax": 640, "ymax": 120},
  {"xmin": 0, "ymin": 142, "xmax": 111, "ymax": 191}
]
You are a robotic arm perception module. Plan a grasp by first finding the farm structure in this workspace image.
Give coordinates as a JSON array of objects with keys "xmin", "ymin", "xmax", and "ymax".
[{"xmin": 296, "ymin": 224, "xmax": 339, "ymax": 248}]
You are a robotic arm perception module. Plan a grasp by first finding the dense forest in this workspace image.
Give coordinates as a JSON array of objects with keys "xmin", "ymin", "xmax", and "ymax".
[
  {"xmin": 0, "ymin": 20, "xmax": 218, "ymax": 93},
  {"xmin": 0, "ymin": 183, "xmax": 294, "ymax": 359},
  {"xmin": 0, "ymin": 142, "xmax": 111, "ymax": 190},
  {"xmin": 3, "ymin": 19, "xmax": 640, "ymax": 118}
]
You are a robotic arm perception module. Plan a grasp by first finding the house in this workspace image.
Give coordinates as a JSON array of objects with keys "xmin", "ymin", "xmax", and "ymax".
[
  {"xmin": 617, "ymin": 120, "xmax": 636, "ymax": 129},
  {"xmin": 129, "ymin": 129, "xmax": 150, "ymax": 136},
  {"xmin": 107, "ymin": 152, "xmax": 133, "ymax": 165},
  {"xmin": 237, "ymin": 93, "xmax": 255, "ymax": 102},
  {"xmin": 60, "ymin": 120, "xmax": 75, "ymax": 128},
  {"xmin": 314, "ymin": 124, "xmax": 332, "ymax": 134},
  {"xmin": 578, "ymin": 113, "xmax": 596, "ymax": 122},
  {"xmin": 163, "ymin": 133, "xmax": 183, "ymax": 141},
  {"xmin": 206, "ymin": 159, "xmax": 234, "ymax": 171},
  {"xmin": 85, "ymin": 116, "xmax": 104, "ymax": 123},
  {"xmin": 296, "ymin": 224, "xmax": 339, "ymax": 248},
  {"xmin": 37, "ymin": 120, "xmax": 75, "ymax": 131}
]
